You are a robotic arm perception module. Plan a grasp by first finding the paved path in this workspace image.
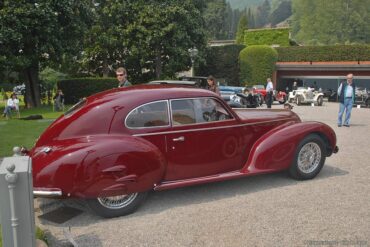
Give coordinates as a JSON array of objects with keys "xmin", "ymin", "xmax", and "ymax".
[{"xmin": 35, "ymin": 102, "xmax": 370, "ymax": 247}]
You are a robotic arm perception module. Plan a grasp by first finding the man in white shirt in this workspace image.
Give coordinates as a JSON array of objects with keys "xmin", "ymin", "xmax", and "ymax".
[{"xmin": 266, "ymin": 78, "xmax": 273, "ymax": 108}]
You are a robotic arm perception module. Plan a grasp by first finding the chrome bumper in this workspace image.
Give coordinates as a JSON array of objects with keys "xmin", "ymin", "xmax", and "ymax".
[{"xmin": 33, "ymin": 188, "xmax": 62, "ymax": 197}]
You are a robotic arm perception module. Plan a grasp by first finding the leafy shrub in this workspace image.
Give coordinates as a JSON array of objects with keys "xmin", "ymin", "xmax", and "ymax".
[
  {"xmin": 196, "ymin": 44, "xmax": 246, "ymax": 85},
  {"xmin": 239, "ymin": 45, "xmax": 278, "ymax": 85},
  {"xmin": 276, "ymin": 45, "xmax": 370, "ymax": 62},
  {"xmin": 244, "ymin": 28, "xmax": 290, "ymax": 47},
  {"xmin": 58, "ymin": 78, "xmax": 117, "ymax": 104}
]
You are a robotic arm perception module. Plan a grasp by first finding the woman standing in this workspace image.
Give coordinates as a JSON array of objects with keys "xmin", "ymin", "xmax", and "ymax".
[{"xmin": 207, "ymin": 75, "xmax": 220, "ymax": 96}]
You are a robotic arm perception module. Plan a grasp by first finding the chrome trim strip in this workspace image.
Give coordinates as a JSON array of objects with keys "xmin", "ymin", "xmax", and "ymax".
[
  {"xmin": 133, "ymin": 118, "xmax": 293, "ymax": 137},
  {"xmin": 33, "ymin": 190, "xmax": 62, "ymax": 197}
]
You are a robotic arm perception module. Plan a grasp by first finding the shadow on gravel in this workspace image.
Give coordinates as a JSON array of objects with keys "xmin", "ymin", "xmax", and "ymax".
[{"xmin": 36, "ymin": 164, "xmax": 348, "ymax": 228}]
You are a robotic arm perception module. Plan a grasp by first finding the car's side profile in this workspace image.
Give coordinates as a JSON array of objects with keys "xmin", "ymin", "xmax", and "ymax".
[{"xmin": 30, "ymin": 85, "xmax": 338, "ymax": 217}]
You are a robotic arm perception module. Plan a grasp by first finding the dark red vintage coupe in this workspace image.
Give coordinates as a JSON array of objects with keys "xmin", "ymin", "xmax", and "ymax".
[{"xmin": 31, "ymin": 85, "xmax": 338, "ymax": 217}]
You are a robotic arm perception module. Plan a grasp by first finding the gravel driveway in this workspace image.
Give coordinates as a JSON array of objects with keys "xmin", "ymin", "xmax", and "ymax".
[{"xmin": 35, "ymin": 102, "xmax": 370, "ymax": 247}]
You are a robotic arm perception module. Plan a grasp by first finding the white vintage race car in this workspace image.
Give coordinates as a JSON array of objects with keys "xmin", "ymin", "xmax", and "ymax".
[{"xmin": 288, "ymin": 87, "xmax": 324, "ymax": 106}]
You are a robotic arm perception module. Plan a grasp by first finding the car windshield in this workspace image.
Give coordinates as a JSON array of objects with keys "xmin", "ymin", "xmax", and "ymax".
[{"xmin": 253, "ymin": 85, "xmax": 265, "ymax": 89}]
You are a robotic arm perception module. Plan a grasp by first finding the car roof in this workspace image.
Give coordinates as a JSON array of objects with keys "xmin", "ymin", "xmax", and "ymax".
[{"xmin": 86, "ymin": 84, "xmax": 219, "ymax": 107}]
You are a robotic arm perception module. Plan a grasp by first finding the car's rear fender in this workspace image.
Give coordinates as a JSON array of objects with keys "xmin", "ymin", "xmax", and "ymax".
[
  {"xmin": 242, "ymin": 121, "xmax": 337, "ymax": 173},
  {"xmin": 32, "ymin": 135, "xmax": 166, "ymax": 198}
]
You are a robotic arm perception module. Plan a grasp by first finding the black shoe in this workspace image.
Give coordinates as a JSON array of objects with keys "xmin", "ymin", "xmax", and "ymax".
[
  {"xmin": 337, "ymin": 124, "xmax": 342, "ymax": 127},
  {"xmin": 344, "ymin": 124, "xmax": 350, "ymax": 127}
]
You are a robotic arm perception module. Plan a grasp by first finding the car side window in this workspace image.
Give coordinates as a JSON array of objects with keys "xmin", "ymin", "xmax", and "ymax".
[
  {"xmin": 125, "ymin": 101, "xmax": 169, "ymax": 128},
  {"xmin": 171, "ymin": 99, "xmax": 196, "ymax": 125},
  {"xmin": 171, "ymin": 98, "xmax": 231, "ymax": 126},
  {"xmin": 195, "ymin": 98, "xmax": 231, "ymax": 123}
]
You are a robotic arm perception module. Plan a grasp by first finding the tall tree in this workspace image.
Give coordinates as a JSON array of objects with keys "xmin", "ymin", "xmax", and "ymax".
[
  {"xmin": 81, "ymin": 1, "xmax": 132, "ymax": 77},
  {"xmin": 236, "ymin": 13, "xmax": 248, "ymax": 44},
  {"xmin": 0, "ymin": 0, "xmax": 93, "ymax": 107},
  {"xmin": 269, "ymin": 1, "xmax": 292, "ymax": 27},
  {"xmin": 203, "ymin": 0, "xmax": 228, "ymax": 39},
  {"xmin": 82, "ymin": 0, "xmax": 209, "ymax": 79},
  {"xmin": 254, "ymin": 0, "xmax": 271, "ymax": 28},
  {"xmin": 291, "ymin": 0, "xmax": 370, "ymax": 45},
  {"xmin": 247, "ymin": 7, "xmax": 255, "ymax": 29}
]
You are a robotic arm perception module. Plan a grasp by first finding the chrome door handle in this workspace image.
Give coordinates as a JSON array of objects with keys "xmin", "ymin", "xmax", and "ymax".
[{"xmin": 172, "ymin": 136, "xmax": 185, "ymax": 142}]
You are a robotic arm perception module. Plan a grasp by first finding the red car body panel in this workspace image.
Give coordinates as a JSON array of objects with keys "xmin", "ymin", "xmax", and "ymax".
[{"xmin": 30, "ymin": 85, "xmax": 337, "ymax": 198}]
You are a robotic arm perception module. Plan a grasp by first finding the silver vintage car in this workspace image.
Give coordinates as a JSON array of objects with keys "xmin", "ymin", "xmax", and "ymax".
[{"xmin": 288, "ymin": 87, "xmax": 324, "ymax": 106}]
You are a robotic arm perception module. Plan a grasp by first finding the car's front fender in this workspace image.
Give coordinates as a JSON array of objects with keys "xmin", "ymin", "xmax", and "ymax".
[
  {"xmin": 242, "ymin": 121, "xmax": 337, "ymax": 173},
  {"xmin": 32, "ymin": 135, "xmax": 166, "ymax": 198}
]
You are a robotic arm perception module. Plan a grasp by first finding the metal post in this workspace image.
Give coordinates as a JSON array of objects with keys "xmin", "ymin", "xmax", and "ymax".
[
  {"xmin": 5, "ymin": 163, "xmax": 19, "ymax": 247},
  {"xmin": 188, "ymin": 47, "xmax": 198, "ymax": 77},
  {"xmin": 0, "ymin": 156, "xmax": 36, "ymax": 247}
]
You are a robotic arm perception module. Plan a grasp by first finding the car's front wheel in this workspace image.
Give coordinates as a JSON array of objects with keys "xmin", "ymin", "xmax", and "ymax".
[
  {"xmin": 87, "ymin": 192, "xmax": 148, "ymax": 218},
  {"xmin": 289, "ymin": 134, "xmax": 326, "ymax": 180}
]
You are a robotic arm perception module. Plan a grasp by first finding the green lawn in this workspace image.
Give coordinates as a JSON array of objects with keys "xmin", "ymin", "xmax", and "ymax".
[
  {"xmin": 0, "ymin": 105, "xmax": 65, "ymax": 157},
  {"xmin": 1, "ymin": 104, "xmax": 63, "ymax": 245}
]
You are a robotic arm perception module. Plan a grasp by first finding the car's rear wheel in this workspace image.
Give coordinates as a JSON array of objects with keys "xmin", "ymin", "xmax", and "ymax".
[
  {"xmin": 317, "ymin": 96, "xmax": 323, "ymax": 106},
  {"xmin": 289, "ymin": 134, "xmax": 326, "ymax": 180},
  {"xmin": 87, "ymin": 192, "xmax": 148, "ymax": 218}
]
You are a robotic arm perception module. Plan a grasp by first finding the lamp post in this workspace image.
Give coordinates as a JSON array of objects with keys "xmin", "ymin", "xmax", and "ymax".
[{"xmin": 188, "ymin": 47, "xmax": 198, "ymax": 77}]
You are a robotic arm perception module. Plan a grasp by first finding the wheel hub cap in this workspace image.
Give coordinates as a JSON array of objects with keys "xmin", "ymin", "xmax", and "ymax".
[
  {"xmin": 297, "ymin": 142, "xmax": 321, "ymax": 173},
  {"xmin": 98, "ymin": 193, "xmax": 138, "ymax": 209}
]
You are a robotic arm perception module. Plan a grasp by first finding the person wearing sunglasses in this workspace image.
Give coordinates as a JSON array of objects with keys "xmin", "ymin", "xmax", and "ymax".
[{"xmin": 116, "ymin": 67, "xmax": 132, "ymax": 88}]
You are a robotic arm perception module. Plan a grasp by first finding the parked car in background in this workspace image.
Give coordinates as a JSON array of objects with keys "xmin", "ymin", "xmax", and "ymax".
[
  {"xmin": 219, "ymin": 85, "xmax": 245, "ymax": 102},
  {"xmin": 29, "ymin": 85, "xmax": 338, "ymax": 218},
  {"xmin": 13, "ymin": 83, "xmax": 26, "ymax": 95},
  {"xmin": 179, "ymin": 76, "xmax": 208, "ymax": 89},
  {"xmin": 252, "ymin": 84, "xmax": 287, "ymax": 104},
  {"xmin": 321, "ymin": 88, "xmax": 338, "ymax": 102},
  {"xmin": 355, "ymin": 87, "xmax": 370, "ymax": 107},
  {"xmin": 288, "ymin": 87, "xmax": 324, "ymax": 106},
  {"xmin": 229, "ymin": 91, "xmax": 262, "ymax": 108}
]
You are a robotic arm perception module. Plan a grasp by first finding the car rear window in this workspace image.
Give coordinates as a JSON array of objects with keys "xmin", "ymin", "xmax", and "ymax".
[{"xmin": 125, "ymin": 100, "xmax": 169, "ymax": 128}]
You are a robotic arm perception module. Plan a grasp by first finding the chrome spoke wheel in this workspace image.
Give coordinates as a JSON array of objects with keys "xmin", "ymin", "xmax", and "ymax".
[
  {"xmin": 297, "ymin": 142, "xmax": 322, "ymax": 174},
  {"xmin": 98, "ymin": 193, "xmax": 138, "ymax": 209}
]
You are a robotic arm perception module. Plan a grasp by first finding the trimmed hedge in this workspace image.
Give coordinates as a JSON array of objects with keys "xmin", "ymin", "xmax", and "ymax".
[
  {"xmin": 244, "ymin": 28, "xmax": 290, "ymax": 47},
  {"xmin": 239, "ymin": 45, "xmax": 278, "ymax": 85},
  {"xmin": 58, "ymin": 78, "xmax": 117, "ymax": 104},
  {"xmin": 276, "ymin": 45, "xmax": 370, "ymax": 62},
  {"xmin": 196, "ymin": 44, "xmax": 246, "ymax": 86},
  {"xmin": 0, "ymin": 83, "xmax": 16, "ymax": 91}
]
